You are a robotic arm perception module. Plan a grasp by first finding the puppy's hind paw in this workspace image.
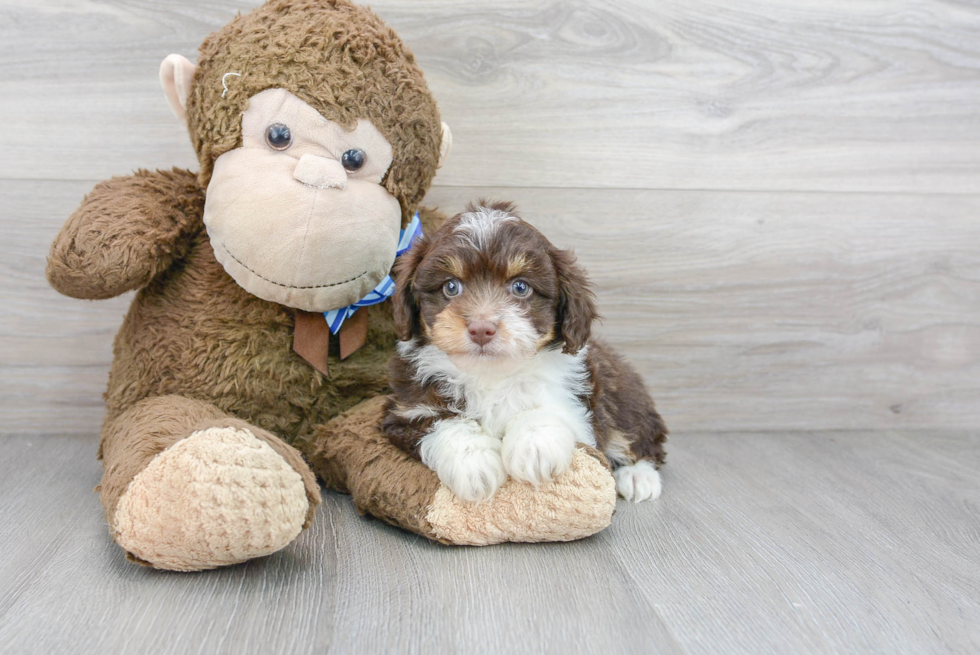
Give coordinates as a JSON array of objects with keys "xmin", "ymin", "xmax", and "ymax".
[{"xmin": 614, "ymin": 460, "xmax": 662, "ymax": 502}]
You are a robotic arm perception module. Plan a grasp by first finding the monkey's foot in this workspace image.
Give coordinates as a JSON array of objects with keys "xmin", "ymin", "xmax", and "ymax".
[
  {"xmin": 112, "ymin": 426, "xmax": 310, "ymax": 571},
  {"xmin": 425, "ymin": 447, "xmax": 617, "ymax": 545},
  {"xmin": 304, "ymin": 396, "xmax": 618, "ymax": 546}
]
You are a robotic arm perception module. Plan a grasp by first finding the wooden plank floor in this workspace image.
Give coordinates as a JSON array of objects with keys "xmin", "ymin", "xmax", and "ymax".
[
  {"xmin": 2, "ymin": 1, "xmax": 980, "ymax": 653},
  {"xmin": 1, "ymin": 431, "xmax": 978, "ymax": 654}
]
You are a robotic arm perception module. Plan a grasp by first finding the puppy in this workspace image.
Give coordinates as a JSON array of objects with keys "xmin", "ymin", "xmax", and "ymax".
[{"xmin": 383, "ymin": 201, "xmax": 667, "ymax": 503}]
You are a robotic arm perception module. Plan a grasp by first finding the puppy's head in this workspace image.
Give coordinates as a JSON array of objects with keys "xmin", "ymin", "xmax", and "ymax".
[{"xmin": 392, "ymin": 201, "xmax": 597, "ymax": 363}]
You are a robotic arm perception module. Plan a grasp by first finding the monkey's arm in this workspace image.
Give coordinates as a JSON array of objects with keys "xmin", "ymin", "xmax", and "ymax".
[{"xmin": 47, "ymin": 168, "xmax": 205, "ymax": 299}]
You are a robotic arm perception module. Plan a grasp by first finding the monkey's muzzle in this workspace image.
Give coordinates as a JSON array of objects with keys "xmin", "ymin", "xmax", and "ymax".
[{"xmin": 203, "ymin": 148, "xmax": 401, "ymax": 312}]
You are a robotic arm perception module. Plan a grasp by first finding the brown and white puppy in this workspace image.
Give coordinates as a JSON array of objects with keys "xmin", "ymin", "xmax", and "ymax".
[{"xmin": 384, "ymin": 202, "xmax": 667, "ymax": 503}]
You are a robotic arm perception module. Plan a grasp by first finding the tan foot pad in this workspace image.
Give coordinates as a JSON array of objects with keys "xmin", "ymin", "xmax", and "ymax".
[
  {"xmin": 113, "ymin": 426, "xmax": 309, "ymax": 571},
  {"xmin": 425, "ymin": 447, "xmax": 617, "ymax": 546}
]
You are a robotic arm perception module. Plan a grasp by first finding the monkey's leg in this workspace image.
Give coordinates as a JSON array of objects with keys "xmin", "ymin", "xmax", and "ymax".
[
  {"xmin": 99, "ymin": 395, "xmax": 320, "ymax": 571},
  {"xmin": 301, "ymin": 397, "xmax": 617, "ymax": 545}
]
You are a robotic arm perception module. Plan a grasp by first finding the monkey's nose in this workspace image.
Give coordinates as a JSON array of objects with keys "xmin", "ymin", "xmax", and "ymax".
[
  {"xmin": 467, "ymin": 321, "xmax": 497, "ymax": 346},
  {"xmin": 293, "ymin": 153, "xmax": 348, "ymax": 190}
]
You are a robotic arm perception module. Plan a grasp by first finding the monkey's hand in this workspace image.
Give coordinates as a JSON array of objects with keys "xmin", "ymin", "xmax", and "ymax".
[{"xmin": 47, "ymin": 168, "xmax": 204, "ymax": 299}]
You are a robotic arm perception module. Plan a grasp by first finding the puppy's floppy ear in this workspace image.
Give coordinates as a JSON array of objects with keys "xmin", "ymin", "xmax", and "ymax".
[
  {"xmin": 392, "ymin": 236, "xmax": 430, "ymax": 341},
  {"xmin": 551, "ymin": 247, "xmax": 598, "ymax": 355}
]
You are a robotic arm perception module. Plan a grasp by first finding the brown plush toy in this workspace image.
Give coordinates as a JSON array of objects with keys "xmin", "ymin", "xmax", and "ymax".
[{"xmin": 46, "ymin": 0, "xmax": 616, "ymax": 571}]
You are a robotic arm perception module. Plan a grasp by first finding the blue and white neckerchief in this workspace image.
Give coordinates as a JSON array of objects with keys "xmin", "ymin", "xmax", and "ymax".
[{"xmin": 322, "ymin": 212, "xmax": 422, "ymax": 334}]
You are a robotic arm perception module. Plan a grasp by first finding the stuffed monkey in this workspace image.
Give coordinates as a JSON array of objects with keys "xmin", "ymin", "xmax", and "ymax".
[{"xmin": 46, "ymin": 0, "xmax": 616, "ymax": 571}]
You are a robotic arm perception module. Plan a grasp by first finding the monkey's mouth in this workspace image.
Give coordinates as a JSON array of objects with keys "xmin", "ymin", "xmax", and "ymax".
[{"xmin": 221, "ymin": 244, "xmax": 368, "ymax": 291}]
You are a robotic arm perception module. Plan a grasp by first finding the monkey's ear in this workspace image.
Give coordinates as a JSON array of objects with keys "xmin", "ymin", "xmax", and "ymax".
[
  {"xmin": 552, "ymin": 248, "xmax": 598, "ymax": 355},
  {"xmin": 438, "ymin": 123, "xmax": 453, "ymax": 169},
  {"xmin": 159, "ymin": 54, "xmax": 197, "ymax": 122},
  {"xmin": 391, "ymin": 238, "xmax": 430, "ymax": 341}
]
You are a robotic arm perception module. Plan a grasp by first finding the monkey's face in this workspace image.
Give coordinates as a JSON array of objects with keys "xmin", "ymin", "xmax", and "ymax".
[{"xmin": 203, "ymin": 88, "xmax": 403, "ymax": 312}]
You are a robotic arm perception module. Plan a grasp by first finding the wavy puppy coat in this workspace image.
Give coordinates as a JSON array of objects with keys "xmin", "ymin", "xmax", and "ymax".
[{"xmin": 383, "ymin": 201, "xmax": 667, "ymax": 503}]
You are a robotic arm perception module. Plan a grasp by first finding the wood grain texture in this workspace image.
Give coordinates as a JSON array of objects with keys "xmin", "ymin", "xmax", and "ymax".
[
  {"xmin": 7, "ymin": 180, "xmax": 978, "ymax": 434},
  {"xmin": 427, "ymin": 187, "xmax": 980, "ymax": 433},
  {"xmin": 1, "ymin": 431, "xmax": 977, "ymax": 654},
  {"xmin": 3, "ymin": 2, "xmax": 980, "ymax": 652},
  {"xmin": 1, "ymin": 0, "xmax": 979, "ymax": 192},
  {"xmin": 0, "ymin": 434, "xmax": 339, "ymax": 655}
]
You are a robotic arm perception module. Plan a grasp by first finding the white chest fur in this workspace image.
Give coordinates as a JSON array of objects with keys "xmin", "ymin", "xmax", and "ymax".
[{"xmin": 398, "ymin": 341, "xmax": 597, "ymax": 447}]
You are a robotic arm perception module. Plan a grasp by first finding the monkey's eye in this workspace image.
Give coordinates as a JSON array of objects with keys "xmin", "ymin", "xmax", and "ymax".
[
  {"xmin": 265, "ymin": 123, "xmax": 292, "ymax": 150},
  {"xmin": 443, "ymin": 279, "xmax": 463, "ymax": 298},
  {"xmin": 510, "ymin": 279, "xmax": 532, "ymax": 297},
  {"xmin": 341, "ymin": 149, "xmax": 366, "ymax": 172}
]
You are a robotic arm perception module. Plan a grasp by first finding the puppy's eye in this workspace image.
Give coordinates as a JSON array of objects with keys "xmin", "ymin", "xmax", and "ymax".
[
  {"xmin": 443, "ymin": 279, "xmax": 463, "ymax": 298},
  {"xmin": 265, "ymin": 123, "xmax": 292, "ymax": 150},
  {"xmin": 342, "ymin": 148, "xmax": 366, "ymax": 172},
  {"xmin": 510, "ymin": 279, "xmax": 532, "ymax": 297}
]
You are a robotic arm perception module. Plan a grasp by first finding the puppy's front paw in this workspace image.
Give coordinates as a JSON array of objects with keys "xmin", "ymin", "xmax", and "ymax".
[
  {"xmin": 614, "ymin": 460, "xmax": 662, "ymax": 502},
  {"xmin": 420, "ymin": 419, "xmax": 506, "ymax": 503},
  {"xmin": 502, "ymin": 412, "xmax": 576, "ymax": 486},
  {"xmin": 444, "ymin": 447, "xmax": 507, "ymax": 503}
]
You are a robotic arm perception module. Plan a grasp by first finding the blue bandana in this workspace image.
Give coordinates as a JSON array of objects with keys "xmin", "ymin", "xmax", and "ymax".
[{"xmin": 322, "ymin": 212, "xmax": 422, "ymax": 334}]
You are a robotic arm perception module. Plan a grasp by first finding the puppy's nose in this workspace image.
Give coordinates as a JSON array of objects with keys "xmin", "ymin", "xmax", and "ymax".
[
  {"xmin": 468, "ymin": 321, "xmax": 497, "ymax": 346},
  {"xmin": 293, "ymin": 153, "xmax": 348, "ymax": 190}
]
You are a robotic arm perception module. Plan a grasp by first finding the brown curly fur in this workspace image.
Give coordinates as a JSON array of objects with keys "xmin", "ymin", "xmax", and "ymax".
[
  {"xmin": 45, "ymin": 1, "xmax": 617, "ymax": 564},
  {"xmin": 43, "ymin": 0, "xmax": 452, "ymax": 568},
  {"xmin": 188, "ymin": 0, "xmax": 442, "ymax": 224},
  {"xmin": 46, "ymin": 168, "xmax": 204, "ymax": 300},
  {"xmin": 95, "ymin": 180, "xmax": 446, "ymax": 441},
  {"xmin": 47, "ymin": 161, "xmax": 447, "ymax": 564}
]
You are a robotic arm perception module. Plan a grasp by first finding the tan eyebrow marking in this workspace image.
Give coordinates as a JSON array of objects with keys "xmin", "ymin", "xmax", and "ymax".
[
  {"xmin": 506, "ymin": 254, "xmax": 530, "ymax": 279},
  {"xmin": 441, "ymin": 256, "xmax": 465, "ymax": 279}
]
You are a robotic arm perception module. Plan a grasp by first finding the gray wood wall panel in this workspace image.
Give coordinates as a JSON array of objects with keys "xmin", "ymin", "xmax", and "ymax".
[
  {"xmin": 3, "ymin": 0, "xmax": 979, "ymax": 434},
  {"xmin": 2, "ymin": 2, "xmax": 980, "ymax": 650},
  {"xmin": 2, "ymin": 1, "xmax": 980, "ymax": 192},
  {"xmin": 6, "ymin": 180, "xmax": 979, "ymax": 433}
]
